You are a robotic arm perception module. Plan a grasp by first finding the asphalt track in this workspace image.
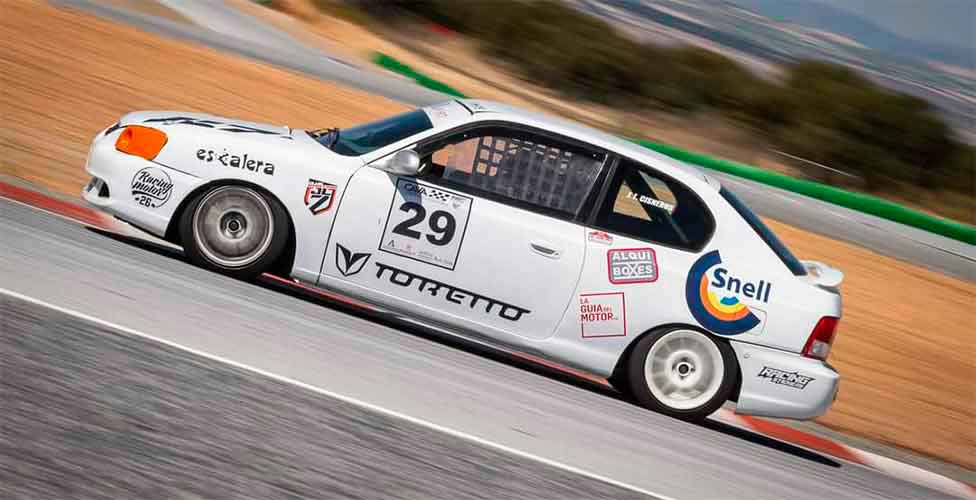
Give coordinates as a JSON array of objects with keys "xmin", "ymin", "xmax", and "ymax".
[
  {"xmin": 2, "ymin": 297, "xmax": 645, "ymax": 500},
  {"xmin": 57, "ymin": 0, "xmax": 976, "ymax": 282},
  {"xmin": 0, "ymin": 197, "xmax": 956, "ymax": 500}
]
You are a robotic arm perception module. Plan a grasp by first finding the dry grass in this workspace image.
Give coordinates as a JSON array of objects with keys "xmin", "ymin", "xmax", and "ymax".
[
  {"xmin": 97, "ymin": 0, "xmax": 191, "ymax": 24},
  {"xmin": 2, "ymin": 1, "xmax": 973, "ymax": 469},
  {"xmin": 0, "ymin": 1, "xmax": 407, "ymax": 195},
  {"xmin": 768, "ymin": 220, "xmax": 975, "ymax": 469}
]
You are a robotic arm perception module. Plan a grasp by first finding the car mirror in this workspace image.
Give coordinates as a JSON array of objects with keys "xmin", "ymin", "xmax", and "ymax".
[{"xmin": 378, "ymin": 149, "xmax": 421, "ymax": 177}]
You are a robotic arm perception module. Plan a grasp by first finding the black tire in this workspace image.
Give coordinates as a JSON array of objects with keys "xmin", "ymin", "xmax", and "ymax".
[
  {"xmin": 624, "ymin": 326, "xmax": 737, "ymax": 422},
  {"xmin": 179, "ymin": 184, "xmax": 289, "ymax": 280}
]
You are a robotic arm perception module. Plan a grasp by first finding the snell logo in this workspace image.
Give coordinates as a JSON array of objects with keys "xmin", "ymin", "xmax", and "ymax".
[{"xmin": 685, "ymin": 250, "xmax": 770, "ymax": 335}]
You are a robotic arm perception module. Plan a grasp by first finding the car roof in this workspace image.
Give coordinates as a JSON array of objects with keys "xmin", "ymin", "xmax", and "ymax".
[{"xmin": 452, "ymin": 99, "xmax": 720, "ymax": 192}]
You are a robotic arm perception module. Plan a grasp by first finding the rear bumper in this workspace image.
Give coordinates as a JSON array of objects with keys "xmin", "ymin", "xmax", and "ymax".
[{"xmin": 730, "ymin": 341, "xmax": 839, "ymax": 420}]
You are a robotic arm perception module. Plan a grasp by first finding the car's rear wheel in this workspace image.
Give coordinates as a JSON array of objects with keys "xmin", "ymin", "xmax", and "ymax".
[
  {"xmin": 180, "ymin": 184, "xmax": 288, "ymax": 280},
  {"xmin": 625, "ymin": 327, "xmax": 736, "ymax": 422}
]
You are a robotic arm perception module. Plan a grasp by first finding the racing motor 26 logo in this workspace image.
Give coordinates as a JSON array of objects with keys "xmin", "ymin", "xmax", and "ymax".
[{"xmin": 130, "ymin": 167, "xmax": 173, "ymax": 208}]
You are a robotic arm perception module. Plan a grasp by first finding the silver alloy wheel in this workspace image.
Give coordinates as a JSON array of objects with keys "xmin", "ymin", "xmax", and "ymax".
[
  {"xmin": 192, "ymin": 186, "xmax": 274, "ymax": 268},
  {"xmin": 644, "ymin": 329, "xmax": 724, "ymax": 410}
]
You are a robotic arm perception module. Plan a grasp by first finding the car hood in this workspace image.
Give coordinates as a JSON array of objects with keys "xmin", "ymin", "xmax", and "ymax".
[
  {"xmin": 113, "ymin": 111, "xmax": 347, "ymax": 179},
  {"xmin": 118, "ymin": 111, "xmax": 293, "ymax": 139}
]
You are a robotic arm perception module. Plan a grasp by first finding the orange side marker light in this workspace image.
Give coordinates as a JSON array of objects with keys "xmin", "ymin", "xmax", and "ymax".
[{"xmin": 115, "ymin": 125, "xmax": 168, "ymax": 160}]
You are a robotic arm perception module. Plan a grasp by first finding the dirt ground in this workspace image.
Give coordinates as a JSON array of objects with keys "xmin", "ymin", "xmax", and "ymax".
[{"xmin": 2, "ymin": 1, "xmax": 973, "ymax": 469}]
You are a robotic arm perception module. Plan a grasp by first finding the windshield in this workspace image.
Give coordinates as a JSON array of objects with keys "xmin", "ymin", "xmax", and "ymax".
[
  {"xmin": 316, "ymin": 109, "xmax": 433, "ymax": 157},
  {"xmin": 720, "ymin": 187, "xmax": 807, "ymax": 276}
]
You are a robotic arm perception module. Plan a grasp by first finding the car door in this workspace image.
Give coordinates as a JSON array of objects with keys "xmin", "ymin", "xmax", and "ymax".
[
  {"xmin": 322, "ymin": 123, "xmax": 607, "ymax": 342},
  {"xmin": 566, "ymin": 157, "xmax": 717, "ymax": 344}
]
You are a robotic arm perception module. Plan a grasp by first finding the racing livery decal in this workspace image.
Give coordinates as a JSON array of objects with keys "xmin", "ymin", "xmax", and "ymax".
[
  {"xmin": 685, "ymin": 250, "xmax": 768, "ymax": 335},
  {"xmin": 579, "ymin": 292, "xmax": 626, "ymax": 338},
  {"xmin": 130, "ymin": 167, "xmax": 173, "ymax": 208},
  {"xmin": 195, "ymin": 148, "xmax": 276, "ymax": 176},
  {"xmin": 305, "ymin": 179, "xmax": 337, "ymax": 215},
  {"xmin": 758, "ymin": 366, "xmax": 814, "ymax": 389},
  {"xmin": 374, "ymin": 262, "xmax": 530, "ymax": 321},
  {"xmin": 335, "ymin": 243, "xmax": 370, "ymax": 277},
  {"xmin": 380, "ymin": 178, "xmax": 472, "ymax": 270},
  {"xmin": 143, "ymin": 116, "xmax": 293, "ymax": 139},
  {"xmin": 607, "ymin": 248, "xmax": 658, "ymax": 284}
]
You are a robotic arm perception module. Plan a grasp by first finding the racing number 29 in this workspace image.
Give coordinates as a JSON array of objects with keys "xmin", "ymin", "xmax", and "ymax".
[{"xmin": 392, "ymin": 202, "xmax": 456, "ymax": 246}]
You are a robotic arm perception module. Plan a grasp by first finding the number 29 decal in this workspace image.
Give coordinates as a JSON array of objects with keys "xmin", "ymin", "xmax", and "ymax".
[
  {"xmin": 392, "ymin": 202, "xmax": 456, "ymax": 246},
  {"xmin": 380, "ymin": 179, "xmax": 472, "ymax": 270}
]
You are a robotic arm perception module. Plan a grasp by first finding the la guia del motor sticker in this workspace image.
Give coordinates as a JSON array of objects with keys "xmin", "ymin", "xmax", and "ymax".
[{"xmin": 579, "ymin": 292, "xmax": 626, "ymax": 338}]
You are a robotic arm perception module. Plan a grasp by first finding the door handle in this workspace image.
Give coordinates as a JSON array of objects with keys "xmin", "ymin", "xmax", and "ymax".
[{"xmin": 530, "ymin": 241, "xmax": 561, "ymax": 259}]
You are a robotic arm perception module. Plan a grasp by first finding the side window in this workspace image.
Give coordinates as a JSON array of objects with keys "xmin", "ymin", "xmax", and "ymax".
[
  {"xmin": 421, "ymin": 127, "xmax": 605, "ymax": 217},
  {"xmin": 595, "ymin": 159, "xmax": 713, "ymax": 250}
]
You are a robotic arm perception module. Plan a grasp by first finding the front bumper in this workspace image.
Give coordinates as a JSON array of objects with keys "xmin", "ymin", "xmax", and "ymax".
[
  {"xmin": 82, "ymin": 128, "xmax": 190, "ymax": 238},
  {"xmin": 730, "ymin": 341, "xmax": 839, "ymax": 420}
]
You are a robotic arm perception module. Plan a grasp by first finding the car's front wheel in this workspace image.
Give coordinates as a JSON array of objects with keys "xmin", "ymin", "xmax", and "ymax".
[
  {"xmin": 180, "ymin": 184, "xmax": 288, "ymax": 280},
  {"xmin": 624, "ymin": 327, "xmax": 736, "ymax": 422}
]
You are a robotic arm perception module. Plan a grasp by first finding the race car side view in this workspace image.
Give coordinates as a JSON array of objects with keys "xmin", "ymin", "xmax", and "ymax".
[{"xmin": 83, "ymin": 99, "xmax": 843, "ymax": 421}]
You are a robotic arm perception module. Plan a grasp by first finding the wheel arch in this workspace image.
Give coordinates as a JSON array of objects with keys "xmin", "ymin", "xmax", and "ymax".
[
  {"xmin": 165, "ymin": 179, "xmax": 297, "ymax": 275},
  {"xmin": 610, "ymin": 323, "xmax": 742, "ymax": 403}
]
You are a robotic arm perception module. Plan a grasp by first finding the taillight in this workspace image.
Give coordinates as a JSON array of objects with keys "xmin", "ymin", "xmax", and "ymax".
[
  {"xmin": 115, "ymin": 125, "xmax": 167, "ymax": 160},
  {"xmin": 803, "ymin": 316, "xmax": 839, "ymax": 360}
]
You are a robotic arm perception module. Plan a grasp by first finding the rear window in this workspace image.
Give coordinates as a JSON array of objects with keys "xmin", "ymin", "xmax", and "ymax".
[{"xmin": 720, "ymin": 187, "xmax": 807, "ymax": 276}]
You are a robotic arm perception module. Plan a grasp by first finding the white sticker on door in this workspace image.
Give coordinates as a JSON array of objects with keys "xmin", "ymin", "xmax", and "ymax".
[
  {"xmin": 579, "ymin": 292, "xmax": 627, "ymax": 338},
  {"xmin": 380, "ymin": 178, "xmax": 473, "ymax": 270}
]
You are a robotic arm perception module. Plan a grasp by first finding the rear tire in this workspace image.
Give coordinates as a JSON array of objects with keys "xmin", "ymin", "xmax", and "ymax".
[
  {"xmin": 625, "ymin": 327, "xmax": 737, "ymax": 422},
  {"xmin": 179, "ymin": 184, "xmax": 288, "ymax": 280}
]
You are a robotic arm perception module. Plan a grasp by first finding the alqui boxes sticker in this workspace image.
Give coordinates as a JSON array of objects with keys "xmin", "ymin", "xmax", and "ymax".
[
  {"xmin": 579, "ymin": 292, "xmax": 626, "ymax": 338},
  {"xmin": 608, "ymin": 248, "xmax": 658, "ymax": 284}
]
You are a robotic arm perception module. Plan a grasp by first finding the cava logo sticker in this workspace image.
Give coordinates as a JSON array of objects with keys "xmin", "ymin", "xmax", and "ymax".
[
  {"xmin": 130, "ymin": 167, "xmax": 173, "ymax": 208},
  {"xmin": 685, "ymin": 250, "xmax": 769, "ymax": 336}
]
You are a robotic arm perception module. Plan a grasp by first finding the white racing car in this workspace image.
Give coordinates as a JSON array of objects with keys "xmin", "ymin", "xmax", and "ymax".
[{"xmin": 83, "ymin": 99, "xmax": 843, "ymax": 421}]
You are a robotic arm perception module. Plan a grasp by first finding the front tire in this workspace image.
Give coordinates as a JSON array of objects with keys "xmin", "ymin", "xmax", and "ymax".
[
  {"xmin": 625, "ymin": 327, "xmax": 736, "ymax": 422},
  {"xmin": 179, "ymin": 185, "xmax": 288, "ymax": 280}
]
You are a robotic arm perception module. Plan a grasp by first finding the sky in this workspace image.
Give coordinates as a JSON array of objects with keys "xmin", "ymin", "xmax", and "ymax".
[
  {"xmin": 732, "ymin": 0, "xmax": 975, "ymax": 49},
  {"xmin": 813, "ymin": 0, "xmax": 973, "ymax": 48}
]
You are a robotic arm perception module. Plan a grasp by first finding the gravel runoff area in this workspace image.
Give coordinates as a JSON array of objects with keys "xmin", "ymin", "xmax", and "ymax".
[{"xmin": 0, "ymin": 297, "xmax": 652, "ymax": 500}]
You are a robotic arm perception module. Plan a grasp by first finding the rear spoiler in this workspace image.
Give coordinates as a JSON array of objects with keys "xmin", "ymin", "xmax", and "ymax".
[{"xmin": 800, "ymin": 260, "xmax": 844, "ymax": 291}]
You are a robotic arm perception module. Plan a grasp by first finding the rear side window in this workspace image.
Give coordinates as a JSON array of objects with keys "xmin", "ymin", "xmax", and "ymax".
[
  {"xmin": 720, "ymin": 187, "xmax": 807, "ymax": 276},
  {"xmin": 595, "ymin": 159, "xmax": 713, "ymax": 250}
]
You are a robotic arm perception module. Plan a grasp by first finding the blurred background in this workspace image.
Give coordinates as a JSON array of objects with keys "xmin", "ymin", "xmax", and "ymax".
[
  {"xmin": 346, "ymin": 0, "xmax": 976, "ymax": 223},
  {"xmin": 1, "ymin": 0, "xmax": 973, "ymax": 497}
]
